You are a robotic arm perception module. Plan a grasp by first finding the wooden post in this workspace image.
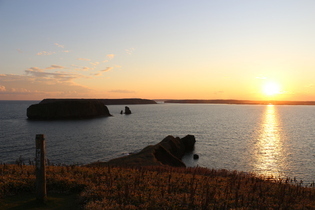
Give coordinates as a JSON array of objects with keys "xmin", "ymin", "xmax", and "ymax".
[{"xmin": 35, "ymin": 134, "xmax": 47, "ymax": 202}]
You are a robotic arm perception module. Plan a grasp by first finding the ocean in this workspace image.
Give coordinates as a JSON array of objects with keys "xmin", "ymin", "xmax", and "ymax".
[{"xmin": 1, "ymin": 100, "xmax": 315, "ymax": 184}]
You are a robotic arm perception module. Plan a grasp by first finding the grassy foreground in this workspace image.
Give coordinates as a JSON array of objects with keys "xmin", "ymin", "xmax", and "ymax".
[{"xmin": 1, "ymin": 164, "xmax": 315, "ymax": 209}]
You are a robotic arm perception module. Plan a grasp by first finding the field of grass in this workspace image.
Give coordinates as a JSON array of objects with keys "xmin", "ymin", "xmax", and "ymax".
[
  {"xmin": 1, "ymin": 163, "xmax": 315, "ymax": 209},
  {"xmin": 0, "ymin": 192, "xmax": 79, "ymax": 210}
]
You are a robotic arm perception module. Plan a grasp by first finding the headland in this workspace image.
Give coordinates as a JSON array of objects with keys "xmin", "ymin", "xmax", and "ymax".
[{"xmin": 88, "ymin": 135, "xmax": 196, "ymax": 168}]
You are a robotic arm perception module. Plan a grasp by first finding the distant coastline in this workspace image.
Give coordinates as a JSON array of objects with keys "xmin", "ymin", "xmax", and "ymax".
[
  {"xmin": 40, "ymin": 98, "xmax": 157, "ymax": 105},
  {"xmin": 164, "ymin": 99, "xmax": 315, "ymax": 105}
]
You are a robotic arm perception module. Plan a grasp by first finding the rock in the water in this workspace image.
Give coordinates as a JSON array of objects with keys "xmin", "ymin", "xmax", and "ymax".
[
  {"xmin": 27, "ymin": 99, "xmax": 111, "ymax": 120},
  {"xmin": 180, "ymin": 134, "xmax": 196, "ymax": 152},
  {"xmin": 124, "ymin": 106, "xmax": 132, "ymax": 114},
  {"xmin": 88, "ymin": 135, "xmax": 196, "ymax": 168}
]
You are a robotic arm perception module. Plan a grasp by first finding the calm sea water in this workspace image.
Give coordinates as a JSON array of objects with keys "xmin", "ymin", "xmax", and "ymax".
[{"xmin": 1, "ymin": 100, "xmax": 315, "ymax": 184}]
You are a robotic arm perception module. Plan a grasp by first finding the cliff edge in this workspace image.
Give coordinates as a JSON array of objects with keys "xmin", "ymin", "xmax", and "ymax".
[{"xmin": 88, "ymin": 135, "xmax": 196, "ymax": 167}]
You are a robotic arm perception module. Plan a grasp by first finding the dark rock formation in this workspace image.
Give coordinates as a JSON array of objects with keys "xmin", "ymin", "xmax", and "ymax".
[
  {"xmin": 124, "ymin": 106, "xmax": 131, "ymax": 114},
  {"xmin": 88, "ymin": 135, "xmax": 196, "ymax": 167},
  {"xmin": 27, "ymin": 99, "xmax": 111, "ymax": 120}
]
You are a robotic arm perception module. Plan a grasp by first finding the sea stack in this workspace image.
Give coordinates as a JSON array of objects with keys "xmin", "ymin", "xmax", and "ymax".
[{"xmin": 124, "ymin": 106, "xmax": 132, "ymax": 114}]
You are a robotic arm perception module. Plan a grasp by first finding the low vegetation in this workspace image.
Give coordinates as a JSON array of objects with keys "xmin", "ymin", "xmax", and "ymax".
[{"xmin": 1, "ymin": 163, "xmax": 315, "ymax": 209}]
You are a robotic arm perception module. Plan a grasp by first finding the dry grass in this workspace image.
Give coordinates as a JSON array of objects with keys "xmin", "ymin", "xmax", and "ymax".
[{"xmin": 1, "ymin": 163, "xmax": 315, "ymax": 209}]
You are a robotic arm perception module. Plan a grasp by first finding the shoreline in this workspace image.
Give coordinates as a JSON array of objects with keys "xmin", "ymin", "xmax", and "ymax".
[
  {"xmin": 3, "ymin": 134, "xmax": 315, "ymax": 208},
  {"xmin": 87, "ymin": 135, "xmax": 196, "ymax": 168}
]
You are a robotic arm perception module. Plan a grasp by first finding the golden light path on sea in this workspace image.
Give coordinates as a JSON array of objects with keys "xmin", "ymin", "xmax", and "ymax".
[{"xmin": 253, "ymin": 105, "xmax": 287, "ymax": 178}]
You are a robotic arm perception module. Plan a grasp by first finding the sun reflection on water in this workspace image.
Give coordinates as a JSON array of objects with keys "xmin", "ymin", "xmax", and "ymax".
[{"xmin": 253, "ymin": 105, "xmax": 286, "ymax": 178}]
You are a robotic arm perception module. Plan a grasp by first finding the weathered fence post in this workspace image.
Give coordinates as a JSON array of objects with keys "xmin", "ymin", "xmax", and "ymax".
[{"xmin": 35, "ymin": 134, "xmax": 47, "ymax": 202}]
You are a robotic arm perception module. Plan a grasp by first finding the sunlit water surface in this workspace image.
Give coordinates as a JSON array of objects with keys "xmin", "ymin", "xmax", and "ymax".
[{"xmin": 1, "ymin": 101, "xmax": 315, "ymax": 184}]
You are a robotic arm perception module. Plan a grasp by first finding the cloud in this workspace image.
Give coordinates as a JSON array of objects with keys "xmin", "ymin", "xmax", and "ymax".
[
  {"xmin": 94, "ymin": 67, "xmax": 113, "ymax": 76},
  {"xmin": 0, "ymin": 87, "xmax": 37, "ymax": 97},
  {"xmin": 25, "ymin": 66, "xmax": 81, "ymax": 82},
  {"xmin": 63, "ymin": 50, "xmax": 70, "ymax": 53},
  {"xmin": 79, "ymin": 67, "xmax": 92, "ymax": 71},
  {"xmin": 102, "ymin": 60, "xmax": 109, "ymax": 63},
  {"xmin": 28, "ymin": 67, "xmax": 42, "ymax": 72},
  {"xmin": 17, "ymin": 49, "xmax": 23, "ymax": 53},
  {"xmin": 101, "ymin": 67, "xmax": 113, "ymax": 72},
  {"xmin": 0, "ymin": 74, "xmax": 30, "ymax": 82},
  {"xmin": 0, "ymin": 74, "xmax": 93, "ymax": 99},
  {"xmin": 82, "ymin": 66, "xmax": 91, "ymax": 71},
  {"xmin": 71, "ymin": 65, "xmax": 92, "ymax": 71},
  {"xmin": 107, "ymin": 54, "xmax": 115, "ymax": 59},
  {"xmin": 125, "ymin": 48, "xmax": 135, "ymax": 55},
  {"xmin": 45, "ymin": 65, "xmax": 65, "ymax": 70},
  {"xmin": 9, "ymin": 88, "xmax": 31, "ymax": 93},
  {"xmin": 108, "ymin": 89, "xmax": 135, "ymax": 94},
  {"xmin": 93, "ymin": 72, "xmax": 102, "ymax": 76},
  {"xmin": 77, "ymin": 58, "xmax": 91, "ymax": 61},
  {"xmin": 90, "ymin": 62, "xmax": 100, "ymax": 66},
  {"xmin": 54, "ymin": 43, "xmax": 64, "ymax": 48},
  {"xmin": 36, "ymin": 51, "xmax": 56, "ymax": 56}
]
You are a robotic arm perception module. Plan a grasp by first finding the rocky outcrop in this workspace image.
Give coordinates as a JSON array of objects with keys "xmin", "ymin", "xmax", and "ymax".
[
  {"xmin": 27, "ymin": 99, "xmax": 111, "ymax": 120},
  {"xmin": 89, "ymin": 135, "xmax": 196, "ymax": 167},
  {"xmin": 124, "ymin": 106, "xmax": 131, "ymax": 114}
]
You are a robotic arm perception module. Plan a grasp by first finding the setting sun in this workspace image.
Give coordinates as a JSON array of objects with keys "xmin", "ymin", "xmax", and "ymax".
[{"xmin": 263, "ymin": 82, "xmax": 281, "ymax": 96}]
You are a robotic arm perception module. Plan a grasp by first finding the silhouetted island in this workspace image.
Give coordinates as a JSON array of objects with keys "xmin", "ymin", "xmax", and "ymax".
[
  {"xmin": 88, "ymin": 135, "xmax": 196, "ymax": 167},
  {"xmin": 27, "ymin": 99, "xmax": 112, "ymax": 120},
  {"xmin": 27, "ymin": 98, "xmax": 157, "ymax": 120},
  {"xmin": 164, "ymin": 99, "xmax": 315, "ymax": 105}
]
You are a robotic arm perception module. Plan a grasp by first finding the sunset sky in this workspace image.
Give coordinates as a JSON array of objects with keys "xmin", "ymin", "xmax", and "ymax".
[{"xmin": 1, "ymin": 0, "xmax": 315, "ymax": 101}]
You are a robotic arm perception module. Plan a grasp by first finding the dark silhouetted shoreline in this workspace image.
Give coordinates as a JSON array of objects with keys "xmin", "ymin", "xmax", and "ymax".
[
  {"xmin": 40, "ymin": 98, "xmax": 157, "ymax": 105},
  {"xmin": 164, "ymin": 99, "xmax": 315, "ymax": 105},
  {"xmin": 88, "ymin": 135, "xmax": 196, "ymax": 168}
]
